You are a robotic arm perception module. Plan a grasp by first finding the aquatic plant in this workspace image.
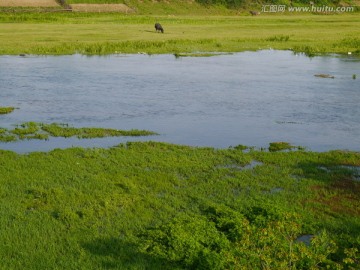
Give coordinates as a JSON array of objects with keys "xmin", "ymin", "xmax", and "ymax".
[
  {"xmin": 40, "ymin": 123, "xmax": 157, "ymax": 138},
  {"xmin": 0, "ymin": 122, "xmax": 157, "ymax": 142},
  {"xmin": 0, "ymin": 134, "xmax": 17, "ymax": 142},
  {"xmin": 269, "ymin": 141, "xmax": 295, "ymax": 152},
  {"xmin": 0, "ymin": 107, "xmax": 15, "ymax": 114}
]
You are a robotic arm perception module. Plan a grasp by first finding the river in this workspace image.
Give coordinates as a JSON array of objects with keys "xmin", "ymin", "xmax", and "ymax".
[{"xmin": 0, "ymin": 50, "xmax": 359, "ymax": 152}]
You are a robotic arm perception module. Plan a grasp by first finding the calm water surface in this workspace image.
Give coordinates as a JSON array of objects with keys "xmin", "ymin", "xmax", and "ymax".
[{"xmin": 0, "ymin": 50, "xmax": 359, "ymax": 152}]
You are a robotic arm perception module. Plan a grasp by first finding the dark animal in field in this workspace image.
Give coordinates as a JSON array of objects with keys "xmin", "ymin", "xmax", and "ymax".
[
  {"xmin": 155, "ymin": 23, "xmax": 164, "ymax": 33},
  {"xmin": 250, "ymin": 10, "xmax": 260, "ymax": 16}
]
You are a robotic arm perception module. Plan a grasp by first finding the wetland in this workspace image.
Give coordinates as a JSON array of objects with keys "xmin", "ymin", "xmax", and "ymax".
[{"xmin": 0, "ymin": 8, "xmax": 360, "ymax": 269}]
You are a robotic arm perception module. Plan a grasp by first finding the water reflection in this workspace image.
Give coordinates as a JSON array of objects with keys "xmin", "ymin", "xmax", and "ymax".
[{"xmin": 0, "ymin": 50, "xmax": 359, "ymax": 153}]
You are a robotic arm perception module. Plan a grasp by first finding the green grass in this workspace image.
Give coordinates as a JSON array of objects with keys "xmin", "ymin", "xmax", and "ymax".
[
  {"xmin": 0, "ymin": 141, "xmax": 359, "ymax": 269},
  {"xmin": 0, "ymin": 13, "xmax": 359, "ymax": 55}
]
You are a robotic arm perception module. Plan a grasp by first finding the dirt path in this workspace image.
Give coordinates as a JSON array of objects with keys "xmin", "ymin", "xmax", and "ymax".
[
  {"xmin": 0, "ymin": 0, "xmax": 60, "ymax": 7},
  {"xmin": 70, "ymin": 4, "xmax": 134, "ymax": 13}
]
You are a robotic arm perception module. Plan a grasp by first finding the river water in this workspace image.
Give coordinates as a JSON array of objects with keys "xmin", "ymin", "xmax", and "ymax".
[{"xmin": 0, "ymin": 50, "xmax": 359, "ymax": 152}]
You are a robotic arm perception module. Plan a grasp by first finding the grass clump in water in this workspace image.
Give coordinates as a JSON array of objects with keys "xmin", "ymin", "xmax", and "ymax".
[
  {"xmin": 11, "ymin": 122, "xmax": 41, "ymax": 139},
  {"xmin": 40, "ymin": 123, "xmax": 157, "ymax": 138},
  {"xmin": 0, "ymin": 131, "xmax": 17, "ymax": 142},
  {"xmin": 269, "ymin": 141, "xmax": 295, "ymax": 152},
  {"xmin": 0, "ymin": 122, "xmax": 157, "ymax": 142},
  {"xmin": 0, "ymin": 107, "xmax": 15, "ymax": 114},
  {"xmin": 174, "ymin": 52, "xmax": 231, "ymax": 58}
]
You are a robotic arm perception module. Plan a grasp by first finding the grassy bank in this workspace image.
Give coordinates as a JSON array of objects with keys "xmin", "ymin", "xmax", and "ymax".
[
  {"xmin": 0, "ymin": 13, "xmax": 359, "ymax": 55},
  {"xmin": 0, "ymin": 141, "xmax": 359, "ymax": 269}
]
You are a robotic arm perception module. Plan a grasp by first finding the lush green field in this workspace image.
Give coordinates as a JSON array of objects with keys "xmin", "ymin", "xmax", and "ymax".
[
  {"xmin": 0, "ymin": 141, "xmax": 359, "ymax": 269},
  {"xmin": 0, "ymin": 12, "xmax": 359, "ymax": 55}
]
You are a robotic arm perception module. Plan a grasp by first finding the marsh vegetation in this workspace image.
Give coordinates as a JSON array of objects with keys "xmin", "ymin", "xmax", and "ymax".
[
  {"xmin": 0, "ymin": 2, "xmax": 359, "ymax": 269},
  {"xmin": 0, "ymin": 141, "xmax": 359, "ymax": 269}
]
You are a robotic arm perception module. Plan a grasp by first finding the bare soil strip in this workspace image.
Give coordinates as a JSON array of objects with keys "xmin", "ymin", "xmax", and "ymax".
[
  {"xmin": 0, "ymin": 0, "xmax": 60, "ymax": 7},
  {"xmin": 70, "ymin": 4, "xmax": 134, "ymax": 13}
]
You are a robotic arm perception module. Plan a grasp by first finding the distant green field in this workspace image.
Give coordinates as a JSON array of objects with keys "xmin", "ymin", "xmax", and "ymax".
[
  {"xmin": 0, "ymin": 141, "xmax": 359, "ymax": 269},
  {"xmin": 0, "ymin": 13, "xmax": 359, "ymax": 55}
]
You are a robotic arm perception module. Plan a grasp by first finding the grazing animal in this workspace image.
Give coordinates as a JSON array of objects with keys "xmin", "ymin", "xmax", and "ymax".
[
  {"xmin": 250, "ymin": 10, "xmax": 260, "ymax": 16},
  {"xmin": 155, "ymin": 23, "xmax": 164, "ymax": 33}
]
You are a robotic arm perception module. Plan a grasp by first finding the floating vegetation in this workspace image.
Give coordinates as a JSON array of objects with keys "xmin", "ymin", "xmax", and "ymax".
[
  {"xmin": 231, "ymin": 144, "xmax": 250, "ymax": 151},
  {"xmin": 0, "ymin": 122, "xmax": 157, "ymax": 142},
  {"xmin": 0, "ymin": 107, "xmax": 15, "ymax": 114},
  {"xmin": 40, "ymin": 123, "xmax": 157, "ymax": 138},
  {"xmin": 268, "ymin": 142, "xmax": 303, "ymax": 152},
  {"xmin": 353, "ymin": 74, "xmax": 357, "ymax": 80},
  {"xmin": 11, "ymin": 122, "xmax": 41, "ymax": 139},
  {"xmin": 0, "ymin": 134, "xmax": 17, "ymax": 142},
  {"xmin": 314, "ymin": 74, "xmax": 335, "ymax": 79},
  {"xmin": 174, "ymin": 52, "xmax": 232, "ymax": 58}
]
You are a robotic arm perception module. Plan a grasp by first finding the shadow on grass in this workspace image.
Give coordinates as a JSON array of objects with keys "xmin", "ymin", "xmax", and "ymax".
[
  {"xmin": 142, "ymin": 30, "xmax": 157, "ymax": 33},
  {"xmin": 82, "ymin": 237, "xmax": 179, "ymax": 269}
]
